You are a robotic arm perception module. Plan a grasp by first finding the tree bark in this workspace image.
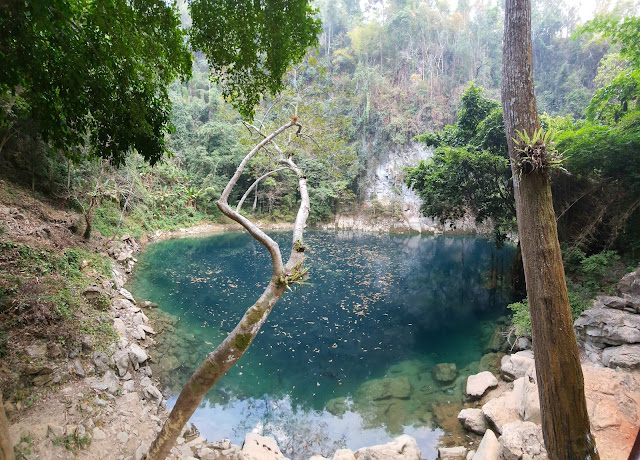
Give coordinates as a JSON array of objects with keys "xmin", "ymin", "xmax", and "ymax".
[
  {"xmin": 502, "ymin": 0, "xmax": 599, "ymax": 458},
  {"xmin": 146, "ymin": 119, "xmax": 309, "ymax": 460},
  {"xmin": 0, "ymin": 392, "xmax": 13, "ymax": 460}
]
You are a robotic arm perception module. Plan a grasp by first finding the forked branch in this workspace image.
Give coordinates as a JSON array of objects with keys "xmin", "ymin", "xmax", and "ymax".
[{"xmin": 146, "ymin": 119, "xmax": 310, "ymax": 460}]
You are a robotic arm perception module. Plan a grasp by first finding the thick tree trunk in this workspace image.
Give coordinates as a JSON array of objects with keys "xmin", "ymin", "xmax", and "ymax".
[
  {"xmin": 146, "ymin": 120, "xmax": 308, "ymax": 460},
  {"xmin": 0, "ymin": 392, "xmax": 13, "ymax": 460},
  {"xmin": 502, "ymin": 0, "xmax": 599, "ymax": 458}
]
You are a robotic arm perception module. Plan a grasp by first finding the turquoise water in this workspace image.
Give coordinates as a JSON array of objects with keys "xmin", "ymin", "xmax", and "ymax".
[{"xmin": 127, "ymin": 231, "xmax": 515, "ymax": 459}]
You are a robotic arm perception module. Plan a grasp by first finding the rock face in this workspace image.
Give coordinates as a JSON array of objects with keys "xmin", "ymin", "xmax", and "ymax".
[
  {"xmin": 353, "ymin": 435, "xmax": 421, "ymax": 460},
  {"xmin": 498, "ymin": 421, "xmax": 548, "ymax": 460},
  {"xmin": 432, "ymin": 363, "xmax": 458, "ymax": 384},
  {"xmin": 466, "ymin": 371, "xmax": 498, "ymax": 400},
  {"xmin": 602, "ymin": 344, "xmax": 640, "ymax": 369}
]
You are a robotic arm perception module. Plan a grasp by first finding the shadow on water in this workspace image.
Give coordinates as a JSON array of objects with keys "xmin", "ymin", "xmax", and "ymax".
[{"xmin": 127, "ymin": 231, "xmax": 516, "ymax": 459}]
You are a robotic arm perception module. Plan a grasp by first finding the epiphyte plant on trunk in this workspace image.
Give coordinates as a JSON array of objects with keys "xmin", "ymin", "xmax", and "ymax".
[
  {"xmin": 145, "ymin": 117, "xmax": 311, "ymax": 460},
  {"xmin": 501, "ymin": 0, "xmax": 599, "ymax": 458}
]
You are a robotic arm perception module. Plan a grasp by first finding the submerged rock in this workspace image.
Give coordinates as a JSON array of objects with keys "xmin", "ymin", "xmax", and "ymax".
[
  {"xmin": 432, "ymin": 363, "xmax": 458, "ymax": 384},
  {"xmin": 325, "ymin": 397, "xmax": 350, "ymax": 416},
  {"xmin": 355, "ymin": 377, "xmax": 411, "ymax": 401}
]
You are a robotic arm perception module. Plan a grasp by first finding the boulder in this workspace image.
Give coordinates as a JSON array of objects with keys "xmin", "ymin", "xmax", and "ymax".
[
  {"xmin": 356, "ymin": 377, "xmax": 411, "ymax": 401},
  {"xmin": 518, "ymin": 366, "xmax": 541, "ymax": 424},
  {"xmin": 437, "ymin": 446, "xmax": 467, "ymax": 459},
  {"xmin": 92, "ymin": 351, "xmax": 112, "ymax": 374},
  {"xmin": 242, "ymin": 433, "xmax": 287, "ymax": 460},
  {"xmin": 90, "ymin": 370, "xmax": 119, "ymax": 394},
  {"xmin": 354, "ymin": 435, "xmax": 421, "ymax": 460},
  {"xmin": 498, "ymin": 421, "xmax": 548, "ymax": 460},
  {"xmin": 113, "ymin": 349, "xmax": 130, "ymax": 377},
  {"xmin": 574, "ymin": 304, "xmax": 640, "ymax": 348},
  {"xmin": 457, "ymin": 408, "xmax": 487, "ymax": 435},
  {"xmin": 432, "ymin": 363, "xmax": 458, "ymax": 384},
  {"xmin": 129, "ymin": 344, "xmax": 148, "ymax": 367},
  {"xmin": 466, "ymin": 372, "xmax": 498, "ymax": 399},
  {"xmin": 600, "ymin": 295, "xmax": 633, "ymax": 310},
  {"xmin": 602, "ymin": 344, "xmax": 640, "ymax": 369},
  {"xmin": 333, "ymin": 450, "xmax": 356, "ymax": 460},
  {"xmin": 618, "ymin": 267, "xmax": 640, "ymax": 297},
  {"xmin": 142, "ymin": 384, "xmax": 163, "ymax": 404},
  {"xmin": 119, "ymin": 288, "xmax": 137, "ymax": 304},
  {"xmin": 500, "ymin": 351, "xmax": 534, "ymax": 382},
  {"xmin": 473, "ymin": 429, "xmax": 498, "ymax": 460},
  {"xmin": 481, "ymin": 378, "xmax": 523, "ymax": 434}
]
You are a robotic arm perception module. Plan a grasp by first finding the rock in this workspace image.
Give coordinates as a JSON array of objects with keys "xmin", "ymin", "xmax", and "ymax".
[
  {"xmin": 481, "ymin": 378, "xmax": 523, "ymax": 434},
  {"xmin": 71, "ymin": 358, "xmax": 85, "ymax": 377},
  {"xmin": 354, "ymin": 435, "xmax": 421, "ymax": 460},
  {"xmin": 140, "ymin": 324, "xmax": 156, "ymax": 335},
  {"xmin": 437, "ymin": 446, "xmax": 467, "ymax": 459},
  {"xmin": 48, "ymin": 424, "xmax": 65, "ymax": 438},
  {"xmin": 601, "ymin": 295, "xmax": 632, "ymax": 310},
  {"xmin": 498, "ymin": 421, "xmax": 548, "ymax": 460},
  {"xmin": 466, "ymin": 371, "xmax": 498, "ymax": 399},
  {"xmin": 114, "ymin": 349, "xmax": 130, "ymax": 377},
  {"xmin": 92, "ymin": 351, "xmax": 111, "ymax": 374},
  {"xmin": 473, "ymin": 429, "xmax": 498, "ymax": 460},
  {"xmin": 119, "ymin": 288, "xmax": 137, "ymax": 303},
  {"xmin": 519, "ymin": 366, "xmax": 540, "ymax": 424},
  {"xmin": 618, "ymin": 267, "xmax": 640, "ymax": 297},
  {"xmin": 82, "ymin": 285, "xmax": 105, "ymax": 299},
  {"xmin": 485, "ymin": 327, "xmax": 508, "ymax": 353},
  {"xmin": 142, "ymin": 300, "xmax": 159, "ymax": 308},
  {"xmin": 466, "ymin": 451, "xmax": 475, "ymax": 460},
  {"xmin": 500, "ymin": 351, "xmax": 534, "ymax": 382},
  {"xmin": 310, "ymin": 456, "xmax": 330, "ymax": 460},
  {"xmin": 129, "ymin": 344, "xmax": 148, "ymax": 366},
  {"xmin": 356, "ymin": 377, "xmax": 411, "ymax": 401},
  {"xmin": 514, "ymin": 337, "xmax": 531, "ymax": 351},
  {"xmin": 26, "ymin": 344, "xmax": 47, "ymax": 358},
  {"xmin": 33, "ymin": 373, "xmax": 54, "ymax": 386},
  {"xmin": 114, "ymin": 298, "xmax": 135, "ymax": 310},
  {"xmin": 478, "ymin": 353, "xmax": 505, "ymax": 375},
  {"xmin": 574, "ymin": 304, "xmax": 640, "ymax": 348},
  {"xmin": 122, "ymin": 380, "xmax": 135, "ymax": 392},
  {"xmin": 91, "ymin": 370, "xmax": 120, "ymax": 394},
  {"xmin": 242, "ymin": 433, "xmax": 287, "ymax": 460},
  {"xmin": 333, "ymin": 450, "xmax": 356, "ymax": 460},
  {"xmin": 93, "ymin": 427, "xmax": 107, "ymax": 440},
  {"xmin": 210, "ymin": 439, "xmax": 232, "ymax": 450},
  {"xmin": 602, "ymin": 344, "xmax": 640, "ymax": 369},
  {"xmin": 326, "ymin": 397, "xmax": 350, "ymax": 416},
  {"xmin": 143, "ymin": 384, "xmax": 163, "ymax": 404},
  {"xmin": 135, "ymin": 442, "xmax": 149, "ymax": 460},
  {"xmin": 432, "ymin": 363, "xmax": 458, "ymax": 384},
  {"xmin": 457, "ymin": 408, "xmax": 487, "ymax": 435},
  {"xmin": 47, "ymin": 343, "xmax": 64, "ymax": 358}
]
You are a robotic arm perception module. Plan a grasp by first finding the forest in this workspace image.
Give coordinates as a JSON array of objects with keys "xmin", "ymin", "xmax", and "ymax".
[{"xmin": 1, "ymin": 0, "xmax": 640, "ymax": 459}]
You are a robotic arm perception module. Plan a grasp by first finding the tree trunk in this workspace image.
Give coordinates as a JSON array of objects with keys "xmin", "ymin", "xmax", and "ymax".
[
  {"xmin": 501, "ymin": 0, "xmax": 599, "ymax": 458},
  {"xmin": 146, "ymin": 120, "xmax": 308, "ymax": 460},
  {"xmin": 0, "ymin": 392, "xmax": 13, "ymax": 460}
]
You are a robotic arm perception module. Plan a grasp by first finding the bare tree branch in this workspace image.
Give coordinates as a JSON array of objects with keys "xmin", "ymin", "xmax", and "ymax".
[{"xmin": 236, "ymin": 167, "xmax": 289, "ymax": 213}]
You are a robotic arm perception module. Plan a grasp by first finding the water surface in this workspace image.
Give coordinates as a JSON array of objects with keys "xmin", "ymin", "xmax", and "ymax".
[{"xmin": 127, "ymin": 231, "xmax": 515, "ymax": 458}]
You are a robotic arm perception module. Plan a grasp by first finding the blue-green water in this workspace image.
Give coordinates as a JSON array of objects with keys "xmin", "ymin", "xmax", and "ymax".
[{"xmin": 127, "ymin": 231, "xmax": 515, "ymax": 459}]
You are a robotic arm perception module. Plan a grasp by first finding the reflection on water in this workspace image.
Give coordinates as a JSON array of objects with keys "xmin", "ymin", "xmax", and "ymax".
[{"xmin": 127, "ymin": 231, "xmax": 515, "ymax": 459}]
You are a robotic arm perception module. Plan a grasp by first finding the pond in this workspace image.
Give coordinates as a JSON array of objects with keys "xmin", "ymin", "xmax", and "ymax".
[{"xmin": 127, "ymin": 231, "xmax": 516, "ymax": 459}]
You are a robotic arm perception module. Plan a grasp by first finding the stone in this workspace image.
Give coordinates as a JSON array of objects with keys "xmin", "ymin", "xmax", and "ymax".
[
  {"xmin": 618, "ymin": 268, "xmax": 640, "ymax": 297},
  {"xmin": 473, "ymin": 429, "xmax": 498, "ymax": 460},
  {"xmin": 82, "ymin": 285, "xmax": 105, "ymax": 299},
  {"xmin": 129, "ymin": 344, "xmax": 148, "ymax": 366},
  {"xmin": 481, "ymin": 378, "xmax": 523, "ymax": 434},
  {"xmin": 135, "ymin": 442, "xmax": 149, "ymax": 460},
  {"xmin": 500, "ymin": 351, "xmax": 534, "ymax": 382},
  {"xmin": 354, "ymin": 435, "xmax": 421, "ymax": 460},
  {"xmin": 48, "ymin": 424, "xmax": 65, "ymax": 438},
  {"xmin": 113, "ymin": 318, "xmax": 127, "ymax": 335},
  {"xmin": 114, "ymin": 298, "xmax": 134, "ymax": 310},
  {"xmin": 26, "ymin": 344, "xmax": 47, "ymax": 358},
  {"xmin": 602, "ymin": 344, "xmax": 640, "ymax": 369},
  {"xmin": 71, "ymin": 358, "xmax": 85, "ymax": 377},
  {"xmin": 242, "ymin": 433, "xmax": 287, "ymax": 460},
  {"xmin": 114, "ymin": 349, "xmax": 130, "ymax": 377},
  {"xmin": 91, "ymin": 370, "xmax": 120, "ymax": 394},
  {"xmin": 466, "ymin": 371, "xmax": 498, "ymax": 399},
  {"xmin": 356, "ymin": 377, "xmax": 411, "ymax": 401},
  {"xmin": 457, "ymin": 408, "xmax": 487, "ymax": 435},
  {"xmin": 466, "ymin": 451, "xmax": 475, "ymax": 460},
  {"xmin": 119, "ymin": 288, "xmax": 137, "ymax": 304},
  {"xmin": 333, "ymin": 450, "xmax": 356, "ymax": 460},
  {"xmin": 437, "ymin": 446, "xmax": 467, "ymax": 459},
  {"xmin": 143, "ymin": 384, "xmax": 163, "ymax": 405},
  {"xmin": 514, "ymin": 337, "xmax": 531, "ymax": 351},
  {"xmin": 519, "ymin": 366, "xmax": 540, "ymax": 424},
  {"xmin": 92, "ymin": 351, "xmax": 112, "ymax": 374},
  {"xmin": 122, "ymin": 380, "xmax": 135, "ymax": 392},
  {"xmin": 93, "ymin": 427, "xmax": 107, "ymax": 440},
  {"xmin": 574, "ymin": 304, "xmax": 640, "ymax": 348},
  {"xmin": 478, "ymin": 353, "xmax": 505, "ymax": 375},
  {"xmin": 432, "ymin": 363, "xmax": 458, "ymax": 384},
  {"xmin": 326, "ymin": 397, "xmax": 350, "ymax": 416},
  {"xmin": 601, "ymin": 295, "xmax": 632, "ymax": 310},
  {"xmin": 498, "ymin": 421, "xmax": 548, "ymax": 459},
  {"xmin": 210, "ymin": 439, "xmax": 232, "ymax": 450},
  {"xmin": 142, "ymin": 300, "xmax": 159, "ymax": 308}
]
